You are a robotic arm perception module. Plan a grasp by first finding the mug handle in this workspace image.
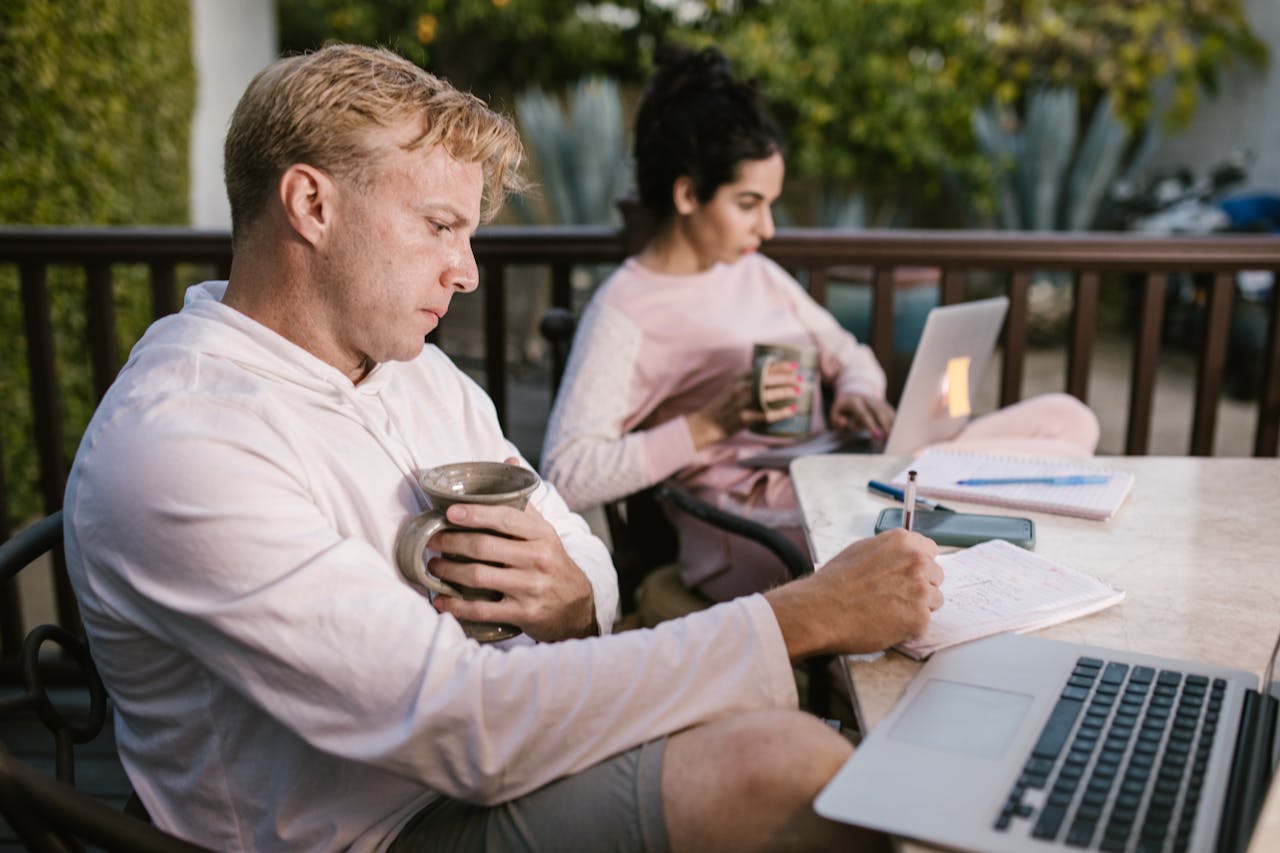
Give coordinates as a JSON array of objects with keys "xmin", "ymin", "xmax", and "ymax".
[{"xmin": 395, "ymin": 510, "xmax": 464, "ymax": 597}]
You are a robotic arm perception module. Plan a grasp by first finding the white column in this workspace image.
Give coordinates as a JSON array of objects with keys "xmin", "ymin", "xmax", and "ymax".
[{"xmin": 189, "ymin": 0, "xmax": 278, "ymax": 229}]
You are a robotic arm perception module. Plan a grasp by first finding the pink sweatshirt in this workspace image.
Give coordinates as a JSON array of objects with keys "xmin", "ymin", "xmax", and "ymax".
[{"xmin": 541, "ymin": 255, "xmax": 885, "ymax": 586}]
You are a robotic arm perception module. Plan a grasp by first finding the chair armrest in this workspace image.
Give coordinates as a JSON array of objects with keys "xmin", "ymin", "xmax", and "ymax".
[
  {"xmin": 0, "ymin": 511, "xmax": 63, "ymax": 584},
  {"xmin": 654, "ymin": 482, "xmax": 813, "ymax": 580}
]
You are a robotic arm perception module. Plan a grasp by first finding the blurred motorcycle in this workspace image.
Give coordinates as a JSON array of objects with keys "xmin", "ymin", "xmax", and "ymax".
[{"xmin": 1107, "ymin": 150, "xmax": 1277, "ymax": 400}]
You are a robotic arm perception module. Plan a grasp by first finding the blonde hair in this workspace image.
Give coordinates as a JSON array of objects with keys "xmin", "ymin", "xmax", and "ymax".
[{"xmin": 224, "ymin": 44, "xmax": 526, "ymax": 243}]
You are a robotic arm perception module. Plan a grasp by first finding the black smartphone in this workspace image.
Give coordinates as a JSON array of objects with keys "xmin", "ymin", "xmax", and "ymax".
[{"xmin": 874, "ymin": 508, "xmax": 1036, "ymax": 549}]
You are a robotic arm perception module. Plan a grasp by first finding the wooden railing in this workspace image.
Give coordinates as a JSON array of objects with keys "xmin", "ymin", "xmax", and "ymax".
[{"xmin": 2, "ymin": 224, "xmax": 1280, "ymax": 663}]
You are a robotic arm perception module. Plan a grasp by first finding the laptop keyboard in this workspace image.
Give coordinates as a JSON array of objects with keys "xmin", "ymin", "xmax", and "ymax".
[{"xmin": 995, "ymin": 655, "xmax": 1227, "ymax": 851}]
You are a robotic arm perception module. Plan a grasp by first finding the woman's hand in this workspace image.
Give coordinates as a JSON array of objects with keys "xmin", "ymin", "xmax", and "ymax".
[
  {"xmin": 685, "ymin": 362, "xmax": 802, "ymax": 450},
  {"xmin": 830, "ymin": 391, "xmax": 895, "ymax": 440}
]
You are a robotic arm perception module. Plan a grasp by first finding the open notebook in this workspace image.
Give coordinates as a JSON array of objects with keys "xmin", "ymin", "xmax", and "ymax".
[
  {"xmin": 891, "ymin": 449, "xmax": 1135, "ymax": 521},
  {"xmin": 897, "ymin": 539, "xmax": 1125, "ymax": 661}
]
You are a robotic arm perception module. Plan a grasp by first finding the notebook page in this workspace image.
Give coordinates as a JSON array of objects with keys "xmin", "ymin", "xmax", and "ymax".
[
  {"xmin": 896, "ymin": 539, "xmax": 1125, "ymax": 660},
  {"xmin": 890, "ymin": 449, "xmax": 1135, "ymax": 520}
]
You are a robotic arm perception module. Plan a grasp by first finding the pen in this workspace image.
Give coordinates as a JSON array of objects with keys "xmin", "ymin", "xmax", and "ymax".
[
  {"xmin": 902, "ymin": 470, "xmax": 917, "ymax": 532},
  {"xmin": 867, "ymin": 480, "xmax": 956, "ymax": 512},
  {"xmin": 955, "ymin": 475, "xmax": 1111, "ymax": 486}
]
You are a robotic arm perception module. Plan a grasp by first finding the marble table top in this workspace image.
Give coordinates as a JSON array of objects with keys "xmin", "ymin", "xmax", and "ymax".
[{"xmin": 791, "ymin": 453, "xmax": 1280, "ymax": 852}]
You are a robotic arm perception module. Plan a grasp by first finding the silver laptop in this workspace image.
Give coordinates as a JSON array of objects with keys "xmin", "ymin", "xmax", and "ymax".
[
  {"xmin": 739, "ymin": 296, "xmax": 1009, "ymax": 468},
  {"xmin": 815, "ymin": 630, "xmax": 1280, "ymax": 853},
  {"xmin": 882, "ymin": 296, "xmax": 1009, "ymax": 456}
]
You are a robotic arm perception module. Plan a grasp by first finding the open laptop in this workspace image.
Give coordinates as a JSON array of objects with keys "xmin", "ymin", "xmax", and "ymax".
[
  {"xmin": 882, "ymin": 295, "xmax": 1009, "ymax": 456},
  {"xmin": 815, "ymin": 629, "xmax": 1280, "ymax": 853},
  {"xmin": 741, "ymin": 296, "xmax": 1009, "ymax": 468}
]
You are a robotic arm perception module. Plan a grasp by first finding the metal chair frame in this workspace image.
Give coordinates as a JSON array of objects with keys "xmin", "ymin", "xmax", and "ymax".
[{"xmin": 0, "ymin": 511, "xmax": 211, "ymax": 853}]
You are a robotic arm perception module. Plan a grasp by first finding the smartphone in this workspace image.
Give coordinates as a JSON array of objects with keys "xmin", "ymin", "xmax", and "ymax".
[{"xmin": 874, "ymin": 508, "xmax": 1036, "ymax": 549}]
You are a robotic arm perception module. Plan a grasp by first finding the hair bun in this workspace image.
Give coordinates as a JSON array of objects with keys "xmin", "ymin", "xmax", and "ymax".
[{"xmin": 650, "ymin": 44, "xmax": 737, "ymax": 102}]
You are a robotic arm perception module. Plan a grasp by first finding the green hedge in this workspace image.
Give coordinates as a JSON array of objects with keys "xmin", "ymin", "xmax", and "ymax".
[{"xmin": 0, "ymin": 0, "xmax": 195, "ymax": 529}]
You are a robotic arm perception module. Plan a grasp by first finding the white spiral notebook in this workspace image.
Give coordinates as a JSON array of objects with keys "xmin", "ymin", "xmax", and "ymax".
[{"xmin": 890, "ymin": 449, "xmax": 1135, "ymax": 521}]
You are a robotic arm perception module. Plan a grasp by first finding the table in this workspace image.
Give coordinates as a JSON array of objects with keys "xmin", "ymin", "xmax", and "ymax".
[{"xmin": 791, "ymin": 454, "xmax": 1280, "ymax": 852}]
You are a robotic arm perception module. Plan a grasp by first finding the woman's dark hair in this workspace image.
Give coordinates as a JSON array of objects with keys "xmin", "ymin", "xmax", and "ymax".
[{"xmin": 633, "ymin": 44, "xmax": 784, "ymax": 225}]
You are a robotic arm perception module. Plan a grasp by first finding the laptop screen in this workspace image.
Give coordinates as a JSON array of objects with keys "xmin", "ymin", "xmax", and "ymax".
[{"xmin": 883, "ymin": 296, "xmax": 1009, "ymax": 456}]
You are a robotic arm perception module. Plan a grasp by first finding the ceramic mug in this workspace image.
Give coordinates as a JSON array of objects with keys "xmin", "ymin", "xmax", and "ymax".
[
  {"xmin": 395, "ymin": 461, "xmax": 540, "ymax": 643},
  {"xmin": 751, "ymin": 342, "xmax": 818, "ymax": 437}
]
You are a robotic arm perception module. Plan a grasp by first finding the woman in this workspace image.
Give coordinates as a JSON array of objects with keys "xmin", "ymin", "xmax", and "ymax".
[{"xmin": 541, "ymin": 45, "xmax": 1098, "ymax": 602}]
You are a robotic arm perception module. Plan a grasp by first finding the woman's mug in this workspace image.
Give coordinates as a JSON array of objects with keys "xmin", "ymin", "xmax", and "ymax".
[
  {"xmin": 395, "ymin": 461, "xmax": 540, "ymax": 643},
  {"xmin": 751, "ymin": 342, "xmax": 818, "ymax": 437}
]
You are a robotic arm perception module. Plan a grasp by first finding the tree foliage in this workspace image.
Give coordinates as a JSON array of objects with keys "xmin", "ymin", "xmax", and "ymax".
[
  {"xmin": 709, "ymin": 0, "xmax": 995, "ymax": 215},
  {"xmin": 972, "ymin": 0, "xmax": 1266, "ymax": 128},
  {"xmin": 712, "ymin": 0, "xmax": 1266, "ymax": 217},
  {"xmin": 0, "ymin": 0, "xmax": 193, "ymax": 225},
  {"xmin": 0, "ymin": 0, "xmax": 194, "ymax": 527},
  {"xmin": 278, "ymin": 0, "xmax": 690, "ymax": 102},
  {"xmin": 280, "ymin": 1, "xmax": 1266, "ymax": 225}
]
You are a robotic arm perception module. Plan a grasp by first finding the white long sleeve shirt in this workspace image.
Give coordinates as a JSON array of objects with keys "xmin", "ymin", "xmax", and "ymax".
[{"xmin": 63, "ymin": 282, "xmax": 798, "ymax": 852}]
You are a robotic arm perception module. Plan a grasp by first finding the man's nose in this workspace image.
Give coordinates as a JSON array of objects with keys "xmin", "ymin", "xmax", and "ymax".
[{"xmin": 445, "ymin": 245, "xmax": 479, "ymax": 293}]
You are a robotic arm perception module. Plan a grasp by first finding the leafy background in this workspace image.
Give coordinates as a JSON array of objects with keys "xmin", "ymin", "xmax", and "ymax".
[{"xmin": 0, "ymin": 0, "xmax": 194, "ymax": 527}]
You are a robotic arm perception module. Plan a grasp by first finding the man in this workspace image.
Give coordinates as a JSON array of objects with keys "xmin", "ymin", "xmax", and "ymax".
[{"xmin": 63, "ymin": 44, "xmax": 943, "ymax": 852}]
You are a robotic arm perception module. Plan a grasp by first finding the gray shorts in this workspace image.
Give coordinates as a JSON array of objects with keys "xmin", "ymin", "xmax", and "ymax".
[{"xmin": 388, "ymin": 737, "xmax": 669, "ymax": 853}]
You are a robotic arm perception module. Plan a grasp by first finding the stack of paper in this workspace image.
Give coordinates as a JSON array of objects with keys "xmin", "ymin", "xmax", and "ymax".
[
  {"xmin": 895, "ymin": 539, "xmax": 1126, "ymax": 660},
  {"xmin": 891, "ymin": 449, "xmax": 1135, "ymax": 520}
]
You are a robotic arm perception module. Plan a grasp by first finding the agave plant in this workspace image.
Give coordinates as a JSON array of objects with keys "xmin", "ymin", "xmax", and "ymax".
[
  {"xmin": 971, "ymin": 87, "xmax": 1160, "ymax": 340},
  {"xmin": 511, "ymin": 76, "xmax": 630, "ymax": 226},
  {"xmin": 972, "ymin": 86, "xmax": 1160, "ymax": 233},
  {"xmin": 502, "ymin": 77, "xmax": 630, "ymax": 364}
]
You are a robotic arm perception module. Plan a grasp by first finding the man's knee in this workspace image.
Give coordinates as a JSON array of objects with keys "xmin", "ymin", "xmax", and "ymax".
[
  {"xmin": 662, "ymin": 710, "xmax": 862, "ymax": 852},
  {"xmin": 666, "ymin": 709, "xmax": 851, "ymax": 804}
]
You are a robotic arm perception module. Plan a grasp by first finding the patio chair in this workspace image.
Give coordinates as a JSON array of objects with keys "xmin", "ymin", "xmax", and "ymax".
[
  {"xmin": 0, "ymin": 511, "xmax": 212, "ymax": 853},
  {"xmin": 540, "ymin": 308, "xmax": 835, "ymax": 717}
]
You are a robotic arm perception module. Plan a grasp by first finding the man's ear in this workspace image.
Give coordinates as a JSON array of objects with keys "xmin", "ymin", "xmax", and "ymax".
[
  {"xmin": 279, "ymin": 164, "xmax": 333, "ymax": 246},
  {"xmin": 672, "ymin": 176, "xmax": 699, "ymax": 216}
]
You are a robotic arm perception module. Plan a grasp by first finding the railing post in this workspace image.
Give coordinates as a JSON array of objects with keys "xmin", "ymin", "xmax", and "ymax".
[
  {"xmin": 85, "ymin": 262, "xmax": 118, "ymax": 402},
  {"xmin": 1126, "ymin": 272, "xmax": 1167, "ymax": 455},
  {"xmin": 807, "ymin": 267, "xmax": 828, "ymax": 306},
  {"xmin": 550, "ymin": 262, "xmax": 572, "ymax": 311},
  {"xmin": 483, "ymin": 261, "xmax": 508, "ymax": 429},
  {"xmin": 1066, "ymin": 271, "xmax": 1100, "ymax": 403},
  {"xmin": 149, "ymin": 260, "xmax": 179, "ymax": 318},
  {"xmin": 940, "ymin": 269, "xmax": 965, "ymax": 305},
  {"xmin": 1189, "ymin": 272, "xmax": 1234, "ymax": 455},
  {"xmin": 18, "ymin": 263, "xmax": 66, "ymax": 517},
  {"xmin": 1255, "ymin": 272, "xmax": 1280, "ymax": 457},
  {"xmin": 17, "ymin": 262, "xmax": 78, "ymax": 634},
  {"xmin": 0, "ymin": 435, "xmax": 20, "ymax": 657},
  {"xmin": 870, "ymin": 268, "xmax": 895, "ymax": 372},
  {"xmin": 1000, "ymin": 271, "xmax": 1031, "ymax": 407}
]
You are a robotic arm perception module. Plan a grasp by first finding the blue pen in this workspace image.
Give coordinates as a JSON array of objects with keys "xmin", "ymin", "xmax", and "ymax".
[
  {"xmin": 955, "ymin": 475, "xmax": 1111, "ymax": 486},
  {"xmin": 867, "ymin": 480, "xmax": 956, "ymax": 512}
]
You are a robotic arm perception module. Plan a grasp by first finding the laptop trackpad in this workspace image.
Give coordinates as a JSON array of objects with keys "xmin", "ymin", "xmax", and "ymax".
[{"xmin": 888, "ymin": 678, "xmax": 1033, "ymax": 758}]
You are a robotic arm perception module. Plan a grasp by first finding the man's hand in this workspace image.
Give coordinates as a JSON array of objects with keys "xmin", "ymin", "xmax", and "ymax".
[
  {"xmin": 829, "ymin": 391, "xmax": 895, "ymax": 441},
  {"xmin": 764, "ymin": 528, "xmax": 942, "ymax": 659},
  {"xmin": 427, "ymin": 502, "xmax": 598, "ymax": 642}
]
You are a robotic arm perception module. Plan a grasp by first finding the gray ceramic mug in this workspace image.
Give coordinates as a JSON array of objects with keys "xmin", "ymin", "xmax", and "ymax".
[
  {"xmin": 751, "ymin": 342, "xmax": 819, "ymax": 437},
  {"xmin": 395, "ymin": 461, "xmax": 540, "ymax": 643}
]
